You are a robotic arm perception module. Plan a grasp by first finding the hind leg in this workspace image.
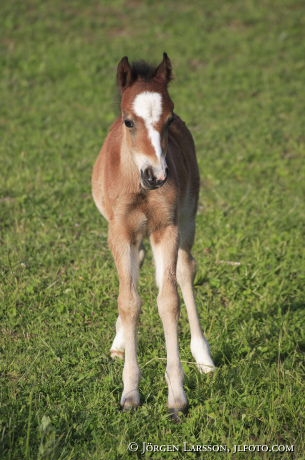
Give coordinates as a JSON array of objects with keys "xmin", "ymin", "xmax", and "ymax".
[
  {"xmin": 177, "ymin": 221, "xmax": 215, "ymax": 373},
  {"xmin": 110, "ymin": 243, "xmax": 145, "ymax": 360}
]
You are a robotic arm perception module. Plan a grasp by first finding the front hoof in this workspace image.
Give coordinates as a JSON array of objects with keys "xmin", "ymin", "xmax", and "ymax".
[
  {"xmin": 168, "ymin": 394, "xmax": 188, "ymax": 416},
  {"xmin": 121, "ymin": 392, "xmax": 140, "ymax": 411},
  {"xmin": 110, "ymin": 349, "xmax": 124, "ymax": 360},
  {"xmin": 168, "ymin": 402, "xmax": 189, "ymax": 423}
]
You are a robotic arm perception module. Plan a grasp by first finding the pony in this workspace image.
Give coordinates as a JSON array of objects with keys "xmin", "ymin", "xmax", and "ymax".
[{"xmin": 92, "ymin": 53, "xmax": 215, "ymax": 416}]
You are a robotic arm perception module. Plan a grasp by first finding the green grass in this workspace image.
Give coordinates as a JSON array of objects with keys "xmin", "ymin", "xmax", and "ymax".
[{"xmin": 1, "ymin": 0, "xmax": 305, "ymax": 458}]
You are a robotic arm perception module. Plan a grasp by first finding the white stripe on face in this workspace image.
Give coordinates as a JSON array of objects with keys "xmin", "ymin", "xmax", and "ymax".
[{"xmin": 133, "ymin": 91, "xmax": 163, "ymax": 158}]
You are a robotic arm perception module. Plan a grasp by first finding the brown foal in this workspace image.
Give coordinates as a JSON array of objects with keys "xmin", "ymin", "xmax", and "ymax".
[{"xmin": 92, "ymin": 53, "xmax": 215, "ymax": 415}]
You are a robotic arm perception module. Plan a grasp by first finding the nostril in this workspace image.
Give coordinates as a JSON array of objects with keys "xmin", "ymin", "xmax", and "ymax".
[
  {"xmin": 141, "ymin": 167, "xmax": 155, "ymax": 187},
  {"xmin": 143, "ymin": 167, "xmax": 155, "ymax": 184}
]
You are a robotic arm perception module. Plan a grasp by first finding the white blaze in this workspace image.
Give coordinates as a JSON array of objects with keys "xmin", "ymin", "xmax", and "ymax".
[{"xmin": 133, "ymin": 91, "xmax": 163, "ymax": 158}]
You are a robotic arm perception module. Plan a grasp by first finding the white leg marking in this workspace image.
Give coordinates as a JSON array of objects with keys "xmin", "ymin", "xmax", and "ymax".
[
  {"xmin": 110, "ymin": 316, "xmax": 125, "ymax": 359},
  {"xmin": 190, "ymin": 336, "xmax": 216, "ymax": 374}
]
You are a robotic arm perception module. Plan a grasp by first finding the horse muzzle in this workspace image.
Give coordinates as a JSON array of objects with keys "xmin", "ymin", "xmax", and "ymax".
[{"xmin": 141, "ymin": 166, "xmax": 168, "ymax": 190}]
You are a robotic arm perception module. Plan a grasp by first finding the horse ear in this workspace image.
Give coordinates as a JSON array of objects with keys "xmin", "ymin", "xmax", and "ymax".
[
  {"xmin": 154, "ymin": 52, "xmax": 173, "ymax": 84},
  {"xmin": 117, "ymin": 56, "xmax": 134, "ymax": 91}
]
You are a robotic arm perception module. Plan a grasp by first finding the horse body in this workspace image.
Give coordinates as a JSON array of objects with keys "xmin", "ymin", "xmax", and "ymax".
[{"xmin": 92, "ymin": 53, "xmax": 215, "ymax": 415}]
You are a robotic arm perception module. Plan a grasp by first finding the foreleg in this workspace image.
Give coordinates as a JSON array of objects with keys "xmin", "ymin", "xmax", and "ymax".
[
  {"xmin": 151, "ymin": 226, "xmax": 188, "ymax": 413},
  {"xmin": 109, "ymin": 226, "xmax": 141, "ymax": 409}
]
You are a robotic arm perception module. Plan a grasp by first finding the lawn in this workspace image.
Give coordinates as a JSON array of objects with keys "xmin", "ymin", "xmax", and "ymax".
[{"xmin": 1, "ymin": 0, "xmax": 305, "ymax": 458}]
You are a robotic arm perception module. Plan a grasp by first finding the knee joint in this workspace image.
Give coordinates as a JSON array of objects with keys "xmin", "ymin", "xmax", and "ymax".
[{"xmin": 118, "ymin": 293, "xmax": 141, "ymax": 320}]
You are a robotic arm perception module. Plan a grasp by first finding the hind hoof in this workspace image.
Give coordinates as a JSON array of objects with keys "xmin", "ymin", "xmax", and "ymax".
[{"xmin": 197, "ymin": 363, "xmax": 216, "ymax": 374}]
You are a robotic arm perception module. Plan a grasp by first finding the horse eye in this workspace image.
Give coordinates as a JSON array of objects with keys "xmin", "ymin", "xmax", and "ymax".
[{"xmin": 124, "ymin": 119, "xmax": 134, "ymax": 128}]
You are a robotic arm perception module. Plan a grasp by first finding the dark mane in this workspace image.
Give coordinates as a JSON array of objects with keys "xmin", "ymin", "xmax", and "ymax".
[{"xmin": 130, "ymin": 60, "xmax": 158, "ymax": 82}]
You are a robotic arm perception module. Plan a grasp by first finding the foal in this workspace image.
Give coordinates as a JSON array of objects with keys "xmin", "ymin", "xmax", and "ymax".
[{"xmin": 92, "ymin": 53, "xmax": 215, "ymax": 414}]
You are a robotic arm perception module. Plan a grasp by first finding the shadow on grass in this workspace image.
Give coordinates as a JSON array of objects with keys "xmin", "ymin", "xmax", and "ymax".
[{"xmin": 280, "ymin": 301, "xmax": 305, "ymax": 313}]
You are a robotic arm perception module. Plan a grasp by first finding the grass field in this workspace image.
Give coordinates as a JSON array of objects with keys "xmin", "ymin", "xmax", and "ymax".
[{"xmin": 1, "ymin": 0, "xmax": 305, "ymax": 458}]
